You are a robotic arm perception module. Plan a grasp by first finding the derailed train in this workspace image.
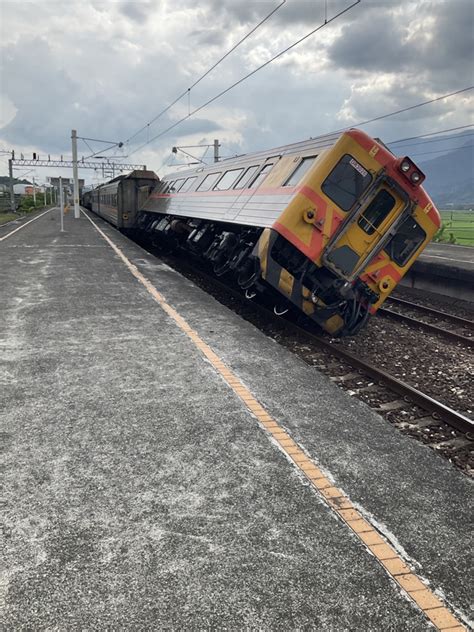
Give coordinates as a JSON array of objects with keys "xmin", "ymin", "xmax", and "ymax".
[{"xmin": 82, "ymin": 129, "xmax": 441, "ymax": 336}]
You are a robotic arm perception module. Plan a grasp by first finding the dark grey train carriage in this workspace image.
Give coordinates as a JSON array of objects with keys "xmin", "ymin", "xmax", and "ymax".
[{"xmin": 82, "ymin": 170, "xmax": 158, "ymax": 230}]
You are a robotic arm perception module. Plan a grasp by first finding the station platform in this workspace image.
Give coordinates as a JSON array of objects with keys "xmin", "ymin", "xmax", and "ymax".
[
  {"xmin": 1, "ymin": 207, "xmax": 472, "ymax": 630},
  {"xmin": 403, "ymin": 242, "xmax": 474, "ymax": 302}
]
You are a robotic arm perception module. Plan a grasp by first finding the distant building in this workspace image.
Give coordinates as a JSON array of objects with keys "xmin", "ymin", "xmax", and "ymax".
[
  {"xmin": 13, "ymin": 184, "xmax": 45, "ymax": 195},
  {"xmin": 48, "ymin": 177, "xmax": 85, "ymax": 194}
]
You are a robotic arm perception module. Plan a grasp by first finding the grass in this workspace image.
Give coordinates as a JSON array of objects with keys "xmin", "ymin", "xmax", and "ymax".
[
  {"xmin": 0, "ymin": 212, "xmax": 18, "ymax": 226},
  {"xmin": 435, "ymin": 210, "xmax": 474, "ymax": 246}
]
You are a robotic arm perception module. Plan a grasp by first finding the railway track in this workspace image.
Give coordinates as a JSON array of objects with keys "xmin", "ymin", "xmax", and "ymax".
[
  {"xmin": 379, "ymin": 297, "xmax": 473, "ymax": 347},
  {"xmin": 158, "ymin": 253, "xmax": 473, "ymax": 464}
]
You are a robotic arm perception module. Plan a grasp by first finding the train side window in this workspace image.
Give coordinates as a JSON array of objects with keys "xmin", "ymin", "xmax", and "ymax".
[
  {"xmin": 249, "ymin": 163, "xmax": 274, "ymax": 189},
  {"xmin": 214, "ymin": 168, "xmax": 244, "ymax": 191},
  {"xmin": 233, "ymin": 165, "xmax": 259, "ymax": 190},
  {"xmin": 358, "ymin": 189, "xmax": 395, "ymax": 235},
  {"xmin": 384, "ymin": 217, "xmax": 426, "ymax": 266},
  {"xmin": 180, "ymin": 176, "xmax": 198, "ymax": 193},
  {"xmin": 170, "ymin": 179, "xmax": 185, "ymax": 192},
  {"xmin": 284, "ymin": 156, "xmax": 316, "ymax": 186},
  {"xmin": 321, "ymin": 154, "xmax": 372, "ymax": 211},
  {"xmin": 197, "ymin": 172, "xmax": 221, "ymax": 192}
]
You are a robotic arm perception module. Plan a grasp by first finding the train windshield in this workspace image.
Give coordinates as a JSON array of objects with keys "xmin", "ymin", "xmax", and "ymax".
[
  {"xmin": 384, "ymin": 217, "xmax": 426, "ymax": 266},
  {"xmin": 322, "ymin": 154, "xmax": 372, "ymax": 211}
]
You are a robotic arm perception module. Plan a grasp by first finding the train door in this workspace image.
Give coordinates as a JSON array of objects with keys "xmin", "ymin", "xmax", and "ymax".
[{"xmin": 323, "ymin": 183, "xmax": 406, "ymax": 281}]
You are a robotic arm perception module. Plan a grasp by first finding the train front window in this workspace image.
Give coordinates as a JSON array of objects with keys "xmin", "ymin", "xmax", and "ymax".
[
  {"xmin": 358, "ymin": 189, "xmax": 395, "ymax": 235},
  {"xmin": 384, "ymin": 217, "xmax": 426, "ymax": 266},
  {"xmin": 284, "ymin": 156, "xmax": 316, "ymax": 187},
  {"xmin": 322, "ymin": 154, "xmax": 372, "ymax": 211}
]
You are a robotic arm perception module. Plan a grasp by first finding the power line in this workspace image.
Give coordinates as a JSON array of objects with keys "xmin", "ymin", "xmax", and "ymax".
[
  {"xmin": 387, "ymin": 131, "xmax": 474, "ymax": 150},
  {"xmin": 408, "ymin": 143, "xmax": 474, "ymax": 159},
  {"xmin": 334, "ymin": 86, "xmax": 474, "ymax": 133},
  {"xmin": 128, "ymin": 0, "xmax": 362, "ymax": 157},
  {"xmin": 124, "ymin": 0, "xmax": 287, "ymax": 148},
  {"xmin": 387, "ymin": 124, "xmax": 474, "ymax": 145}
]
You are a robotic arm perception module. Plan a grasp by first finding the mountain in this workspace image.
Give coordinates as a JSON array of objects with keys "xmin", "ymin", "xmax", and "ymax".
[{"xmin": 417, "ymin": 141, "xmax": 473, "ymax": 208}]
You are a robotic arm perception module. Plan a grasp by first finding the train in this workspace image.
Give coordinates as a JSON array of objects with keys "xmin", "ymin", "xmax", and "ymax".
[
  {"xmin": 82, "ymin": 128, "xmax": 441, "ymax": 336},
  {"xmin": 82, "ymin": 170, "xmax": 159, "ymax": 229}
]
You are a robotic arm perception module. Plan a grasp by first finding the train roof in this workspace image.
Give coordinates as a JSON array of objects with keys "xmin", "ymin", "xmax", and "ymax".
[
  {"xmin": 162, "ymin": 130, "xmax": 344, "ymax": 181},
  {"xmin": 94, "ymin": 169, "xmax": 159, "ymax": 190}
]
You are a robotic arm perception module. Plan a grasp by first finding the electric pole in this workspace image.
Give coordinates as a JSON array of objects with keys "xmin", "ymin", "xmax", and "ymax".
[
  {"xmin": 214, "ymin": 139, "xmax": 220, "ymax": 163},
  {"xmin": 33, "ymin": 176, "xmax": 36, "ymax": 207},
  {"xmin": 71, "ymin": 129, "xmax": 80, "ymax": 219},
  {"xmin": 8, "ymin": 150, "xmax": 15, "ymax": 212}
]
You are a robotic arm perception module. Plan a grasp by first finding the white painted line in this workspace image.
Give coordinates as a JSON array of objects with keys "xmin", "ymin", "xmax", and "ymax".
[
  {"xmin": 0, "ymin": 208, "xmax": 56, "ymax": 243},
  {"xmin": 421, "ymin": 254, "xmax": 474, "ymax": 264}
]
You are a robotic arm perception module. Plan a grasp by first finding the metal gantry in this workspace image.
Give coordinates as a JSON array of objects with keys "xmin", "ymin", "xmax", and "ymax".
[{"xmin": 6, "ymin": 133, "xmax": 147, "ymax": 213}]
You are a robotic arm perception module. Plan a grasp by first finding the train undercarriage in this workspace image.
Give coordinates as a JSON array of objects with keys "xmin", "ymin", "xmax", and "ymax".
[{"xmin": 133, "ymin": 211, "xmax": 376, "ymax": 336}]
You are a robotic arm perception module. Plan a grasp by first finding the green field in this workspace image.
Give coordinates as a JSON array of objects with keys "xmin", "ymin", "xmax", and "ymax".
[{"xmin": 435, "ymin": 210, "xmax": 474, "ymax": 246}]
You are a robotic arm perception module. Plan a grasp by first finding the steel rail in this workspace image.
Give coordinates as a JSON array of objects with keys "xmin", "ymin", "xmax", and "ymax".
[
  {"xmin": 387, "ymin": 296, "xmax": 474, "ymax": 330},
  {"xmin": 163, "ymin": 257, "xmax": 473, "ymax": 437},
  {"xmin": 378, "ymin": 307, "xmax": 473, "ymax": 347}
]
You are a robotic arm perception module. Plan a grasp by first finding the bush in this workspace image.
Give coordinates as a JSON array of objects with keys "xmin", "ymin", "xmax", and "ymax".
[{"xmin": 18, "ymin": 194, "xmax": 47, "ymax": 213}]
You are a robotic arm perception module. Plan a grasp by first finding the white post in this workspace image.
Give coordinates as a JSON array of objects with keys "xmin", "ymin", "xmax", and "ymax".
[
  {"xmin": 33, "ymin": 176, "xmax": 37, "ymax": 207},
  {"xmin": 71, "ymin": 129, "xmax": 80, "ymax": 219},
  {"xmin": 8, "ymin": 152, "xmax": 15, "ymax": 213},
  {"xmin": 59, "ymin": 176, "xmax": 65, "ymax": 232}
]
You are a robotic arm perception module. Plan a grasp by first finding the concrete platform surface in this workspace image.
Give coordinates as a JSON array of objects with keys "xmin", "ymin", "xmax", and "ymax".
[
  {"xmin": 405, "ymin": 241, "xmax": 474, "ymax": 302},
  {"xmin": 1, "ymin": 208, "xmax": 472, "ymax": 630}
]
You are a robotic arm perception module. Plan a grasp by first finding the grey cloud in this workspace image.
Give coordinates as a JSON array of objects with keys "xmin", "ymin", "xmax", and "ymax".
[
  {"xmin": 328, "ymin": 0, "xmax": 473, "ymax": 86},
  {"xmin": 206, "ymin": 0, "xmax": 359, "ymax": 26},
  {"xmin": 190, "ymin": 28, "xmax": 226, "ymax": 47},
  {"xmin": 119, "ymin": 1, "xmax": 154, "ymax": 23},
  {"xmin": 328, "ymin": 12, "xmax": 412, "ymax": 73}
]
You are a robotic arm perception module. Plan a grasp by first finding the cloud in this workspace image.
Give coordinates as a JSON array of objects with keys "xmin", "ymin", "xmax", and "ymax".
[
  {"xmin": 119, "ymin": 1, "xmax": 153, "ymax": 24},
  {"xmin": 0, "ymin": 0, "xmax": 472, "ymax": 183}
]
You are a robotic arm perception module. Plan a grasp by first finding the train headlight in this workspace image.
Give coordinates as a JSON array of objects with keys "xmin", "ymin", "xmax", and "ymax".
[
  {"xmin": 411, "ymin": 171, "xmax": 421, "ymax": 183},
  {"xmin": 400, "ymin": 160, "xmax": 411, "ymax": 172}
]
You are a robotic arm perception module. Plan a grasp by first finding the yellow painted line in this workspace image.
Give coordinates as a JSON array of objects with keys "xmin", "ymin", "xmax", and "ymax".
[
  {"xmin": 82, "ymin": 210, "xmax": 467, "ymax": 632},
  {"xmin": 0, "ymin": 207, "xmax": 55, "ymax": 242}
]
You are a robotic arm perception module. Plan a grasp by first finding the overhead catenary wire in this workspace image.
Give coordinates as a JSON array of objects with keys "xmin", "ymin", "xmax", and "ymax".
[
  {"xmin": 387, "ymin": 130, "xmax": 474, "ymax": 150},
  {"xmin": 124, "ymin": 0, "xmax": 287, "ymax": 148},
  {"xmin": 333, "ymin": 86, "xmax": 474, "ymax": 133},
  {"xmin": 127, "ymin": 0, "xmax": 362, "ymax": 157},
  {"xmin": 407, "ymin": 143, "xmax": 474, "ymax": 159},
  {"xmin": 387, "ymin": 123, "xmax": 474, "ymax": 145}
]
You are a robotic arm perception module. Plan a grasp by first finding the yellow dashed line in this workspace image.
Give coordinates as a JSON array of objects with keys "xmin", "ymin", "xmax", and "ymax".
[{"xmin": 82, "ymin": 210, "xmax": 467, "ymax": 632}]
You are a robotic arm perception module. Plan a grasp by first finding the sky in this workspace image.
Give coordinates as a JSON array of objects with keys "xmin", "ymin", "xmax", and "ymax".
[{"xmin": 0, "ymin": 0, "xmax": 473, "ymax": 185}]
